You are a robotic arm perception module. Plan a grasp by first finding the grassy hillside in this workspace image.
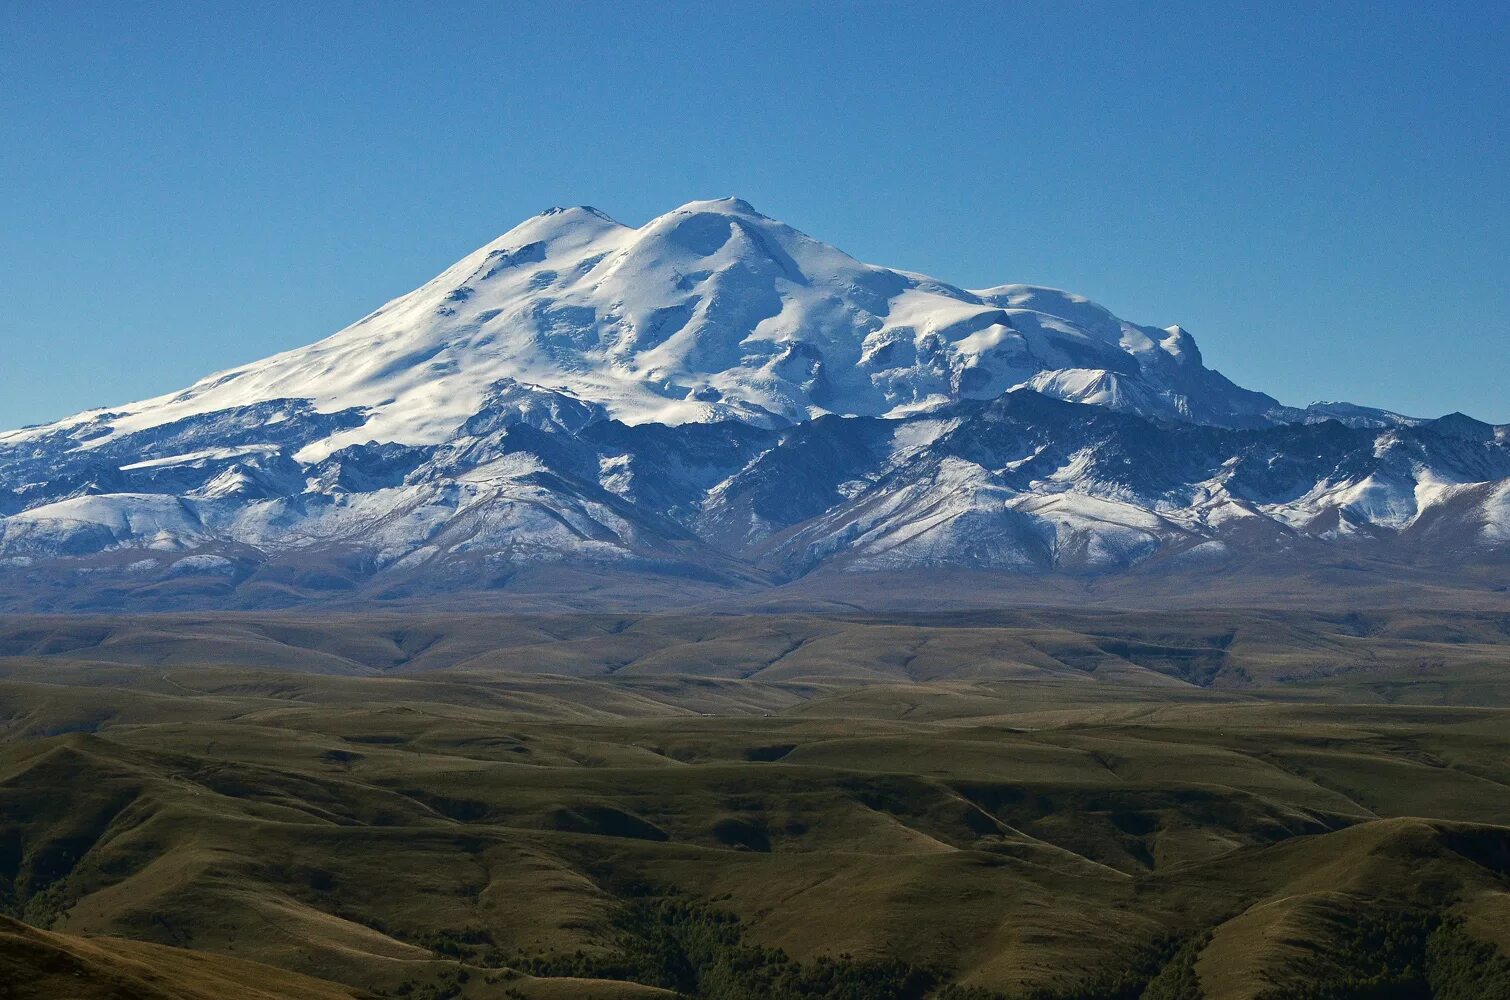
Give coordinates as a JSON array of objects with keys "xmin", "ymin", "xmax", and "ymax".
[
  {"xmin": 0, "ymin": 913, "xmax": 370, "ymax": 1000},
  {"xmin": 2, "ymin": 610, "xmax": 1509, "ymax": 998}
]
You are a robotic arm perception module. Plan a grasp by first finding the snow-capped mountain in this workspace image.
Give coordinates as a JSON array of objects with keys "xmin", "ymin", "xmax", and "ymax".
[{"xmin": 1, "ymin": 198, "xmax": 1505, "ymax": 609}]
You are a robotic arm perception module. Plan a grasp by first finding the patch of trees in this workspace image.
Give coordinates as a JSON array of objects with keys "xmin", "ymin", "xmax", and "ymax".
[
  {"xmin": 383, "ymin": 899, "xmax": 1510, "ymax": 1000},
  {"xmin": 1259, "ymin": 910, "xmax": 1510, "ymax": 1000},
  {"xmin": 395, "ymin": 898, "xmax": 1209, "ymax": 1000},
  {"xmin": 507, "ymin": 898, "xmax": 938, "ymax": 999}
]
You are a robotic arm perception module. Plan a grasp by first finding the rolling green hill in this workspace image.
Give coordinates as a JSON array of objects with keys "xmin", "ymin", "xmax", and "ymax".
[{"xmin": 2, "ymin": 609, "xmax": 1510, "ymax": 998}]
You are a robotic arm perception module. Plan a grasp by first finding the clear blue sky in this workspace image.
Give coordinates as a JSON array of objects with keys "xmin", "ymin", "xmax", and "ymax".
[{"xmin": 2, "ymin": 1, "xmax": 1505, "ymax": 427}]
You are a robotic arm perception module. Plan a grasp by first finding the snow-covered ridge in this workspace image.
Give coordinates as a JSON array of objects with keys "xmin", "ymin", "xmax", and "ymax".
[
  {"xmin": 1, "ymin": 199, "xmax": 1503, "ymax": 605},
  {"xmin": 4, "ymin": 197, "xmax": 1392, "ymax": 466}
]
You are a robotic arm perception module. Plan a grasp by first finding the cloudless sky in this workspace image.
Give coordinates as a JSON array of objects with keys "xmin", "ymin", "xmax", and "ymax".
[{"xmin": 1, "ymin": 1, "xmax": 1506, "ymax": 427}]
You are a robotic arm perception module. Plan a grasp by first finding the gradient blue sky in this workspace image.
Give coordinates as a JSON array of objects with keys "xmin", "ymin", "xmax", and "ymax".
[{"xmin": 2, "ymin": 1, "xmax": 1505, "ymax": 427}]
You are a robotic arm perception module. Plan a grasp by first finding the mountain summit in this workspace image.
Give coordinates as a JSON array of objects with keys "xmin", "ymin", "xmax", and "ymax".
[
  {"xmin": 7, "ymin": 198, "xmax": 1336, "ymax": 463},
  {"xmin": 1, "ymin": 200, "xmax": 1505, "ymax": 609}
]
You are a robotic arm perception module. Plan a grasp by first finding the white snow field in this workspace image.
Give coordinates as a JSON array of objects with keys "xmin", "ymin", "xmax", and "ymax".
[{"xmin": 0, "ymin": 199, "xmax": 1504, "ymax": 604}]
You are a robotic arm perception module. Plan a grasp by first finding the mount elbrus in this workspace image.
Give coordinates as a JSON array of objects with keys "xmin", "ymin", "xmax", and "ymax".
[{"xmin": 2, "ymin": 198, "xmax": 1506, "ymax": 608}]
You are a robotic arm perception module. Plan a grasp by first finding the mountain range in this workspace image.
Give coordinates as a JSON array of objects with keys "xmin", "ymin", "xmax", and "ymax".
[{"xmin": 3, "ymin": 198, "xmax": 1506, "ymax": 610}]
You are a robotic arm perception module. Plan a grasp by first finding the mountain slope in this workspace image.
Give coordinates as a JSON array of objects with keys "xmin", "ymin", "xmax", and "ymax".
[{"xmin": 0, "ymin": 199, "xmax": 1504, "ymax": 608}]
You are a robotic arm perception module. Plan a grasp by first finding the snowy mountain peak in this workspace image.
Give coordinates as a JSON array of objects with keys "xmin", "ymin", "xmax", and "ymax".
[
  {"xmin": 7, "ymin": 199, "xmax": 1498, "ymax": 610},
  {"xmin": 670, "ymin": 195, "xmax": 762, "ymax": 215},
  {"xmin": 5, "ymin": 199, "xmax": 1421, "ymax": 468}
]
